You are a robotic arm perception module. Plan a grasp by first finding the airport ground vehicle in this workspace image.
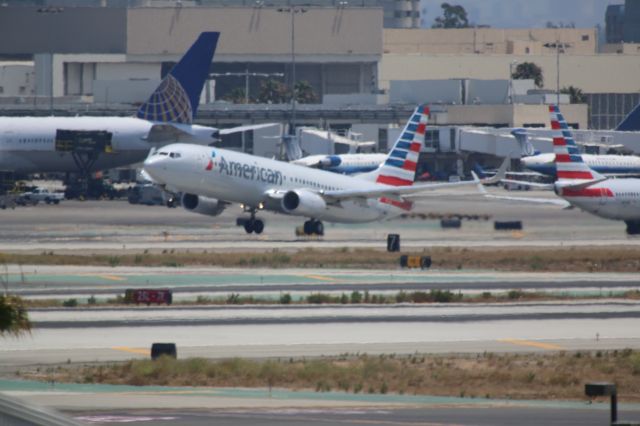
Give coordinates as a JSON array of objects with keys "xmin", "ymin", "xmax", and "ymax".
[
  {"xmin": 18, "ymin": 187, "xmax": 64, "ymax": 204},
  {"xmin": 124, "ymin": 289, "xmax": 172, "ymax": 306}
]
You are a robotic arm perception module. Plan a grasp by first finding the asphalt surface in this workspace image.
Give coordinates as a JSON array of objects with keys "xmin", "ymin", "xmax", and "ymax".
[
  {"xmin": 2, "ymin": 195, "xmax": 640, "ymax": 425},
  {"xmin": 0, "ymin": 191, "xmax": 637, "ymax": 253},
  {"xmin": 68, "ymin": 406, "xmax": 640, "ymax": 426}
]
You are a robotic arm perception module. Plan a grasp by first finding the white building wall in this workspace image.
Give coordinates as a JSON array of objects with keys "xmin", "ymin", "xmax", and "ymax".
[
  {"xmin": 0, "ymin": 63, "xmax": 34, "ymax": 97},
  {"xmin": 380, "ymin": 54, "xmax": 640, "ymax": 94}
]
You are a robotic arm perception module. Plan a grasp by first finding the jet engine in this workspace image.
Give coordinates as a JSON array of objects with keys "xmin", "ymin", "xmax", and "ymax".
[
  {"xmin": 281, "ymin": 189, "xmax": 327, "ymax": 216},
  {"xmin": 317, "ymin": 155, "xmax": 341, "ymax": 168},
  {"xmin": 181, "ymin": 193, "xmax": 226, "ymax": 217}
]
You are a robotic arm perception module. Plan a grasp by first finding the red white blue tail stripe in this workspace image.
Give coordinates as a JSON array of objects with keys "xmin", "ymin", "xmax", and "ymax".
[
  {"xmin": 550, "ymin": 105, "xmax": 603, "ymax": 182},
  {"xmin": 376, "ymin": 105, "xmax": 429, "ymax": 186}
]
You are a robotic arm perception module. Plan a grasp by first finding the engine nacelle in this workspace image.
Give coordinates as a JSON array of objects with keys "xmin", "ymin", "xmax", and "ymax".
[
  {"xmin": 281, "ymin": 189, "xmax": 327, "ymax": 216},
  {"xmin": 317, "ymin": 155, "xmax": 341, "ymax": 168},
  {"xmin": 181, "ymin": 193, "xmax": 226, "ymax": 217}
]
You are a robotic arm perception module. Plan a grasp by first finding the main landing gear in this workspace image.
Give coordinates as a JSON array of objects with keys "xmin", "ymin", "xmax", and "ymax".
[
  {"xmin": 625, "ymin": 220, "xmax": 640, "ymax": 235},
  {"xmin": 302, "ymin": 219, "xmax": 324, "ymax": 236},
  {"xmin": 238, "ymin": 208, "xmax": 264, "ymax": 234}
]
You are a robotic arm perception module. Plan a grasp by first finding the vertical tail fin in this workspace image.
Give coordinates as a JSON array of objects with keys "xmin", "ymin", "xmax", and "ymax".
[
  {"xmin": 374, "ymin": 104, "xmax": 429, "ymax": 186},
  {"xmin": 616, "ymin": 101, "xmax": 640, "ymax": 131},
  {"xmin": 137, "ymin": 32, "xmax": 220, "ymax": 124},
  {"xmin": 510, "ymin": 128, "xmax": 537, "ymax": 157},
  {"xmin": 550, "ymin": 105, "xmax": 604, "ymax": 182}
]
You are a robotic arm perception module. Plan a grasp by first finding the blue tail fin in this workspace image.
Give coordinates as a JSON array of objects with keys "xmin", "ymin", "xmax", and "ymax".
[
  {"xmin": 616, "ymin": 101, "xmax": 640, "ymax": 131},
  {"xmin": 137, "ymin": 32, "xmax": 220, "ymax": 124}
]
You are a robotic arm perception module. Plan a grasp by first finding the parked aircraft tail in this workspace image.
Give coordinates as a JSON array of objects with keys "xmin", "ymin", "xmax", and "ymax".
[
  {"xmin": 550, "ymin": 105, "xmax": 605, "ymax": 183},
  {"xmin": 137, "ymin": 32, "xmax": 220, "ymax": 125},
  {"xmin": 371, "ymin": 104, "xmax": 429, "ymax": 186},
  {"xmin": 615, "ymin": 101, "xmax": 640, "ymax": 132},
  {"xmin": 510, "ymin": 128, "xmax": 539, "ymax": 157}
]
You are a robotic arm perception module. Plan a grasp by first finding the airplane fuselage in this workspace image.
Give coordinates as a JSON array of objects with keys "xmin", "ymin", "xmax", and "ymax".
[
  {"xmin": 523, "ymin": 153, "xmax": 640, "ymax": 177},
  {"xmin": 292, "ymin": 153, "xmax": 387, "ymax": 174},
  {"xmin": 0, "ymin": 116, "xmax": 214, "ymax": 173},
  {"xmin": 557, "ymin": 178, "xmax": 640, "ymax": 221},
  {"xmin": 145, "ymin": 143, "xmax": 410, "ymax": 224}
]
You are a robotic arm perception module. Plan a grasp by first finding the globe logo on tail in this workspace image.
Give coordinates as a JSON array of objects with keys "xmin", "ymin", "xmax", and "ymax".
[{"xmin": 136, "ymin": 74, "xmax": 193, "ymax": 124}]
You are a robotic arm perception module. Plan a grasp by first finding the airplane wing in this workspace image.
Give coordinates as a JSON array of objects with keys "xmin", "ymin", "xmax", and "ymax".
[
  {"xmin": 472, "ymin": 171, "xmax": 570, "ymax": 207},
  {"xmin": 218, "ymin": 124, "xmax": 278, "ymax": 135},
  {"xmin": 500, "ymin": 178, "xmax": 554, "ymax": 190},
  {"xmin": 322, "ymin": 158, "xmax": 508, "ymax": 202},
  {"xmin": 146, "ymin": 124, "xmax": 197, "ymax": 143}
]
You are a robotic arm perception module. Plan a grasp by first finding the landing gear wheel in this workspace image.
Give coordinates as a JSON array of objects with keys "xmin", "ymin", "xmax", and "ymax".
[
  {"xmin": 625, "ymin": 221, "xmax": 640, "ymax": 235},
  {"xmin": 244, "ymin": 220, "xmax": 255, "ymax": 234},
  {"xmin": 253, "ymin": 219, "xmax": 264, "ymax": 234},
  {"xmin": 314, "ymin": 221, "xmax": 324, "ymax": 236},
  {"xmin": 303, "ymin": 220, "xmax": 313, "ymax": 235}
]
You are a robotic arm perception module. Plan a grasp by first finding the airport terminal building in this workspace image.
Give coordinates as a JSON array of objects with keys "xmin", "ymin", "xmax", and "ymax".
[{"xmin": 0, "ymin": 0, "xmax": 639, "ymax": 177}]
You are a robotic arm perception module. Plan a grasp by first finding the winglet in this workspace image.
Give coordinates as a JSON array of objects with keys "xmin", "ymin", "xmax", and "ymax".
[
  {"xmin": 471, "ymin": 171, "xmax": 488, "ymax": 195},
  {"xmin": 481, "ymin": 157, "xmax": 509, "ymax": 185},
  {"xmin": 137, "ymin": 32, "xmax": 220, "ymax": 124}
]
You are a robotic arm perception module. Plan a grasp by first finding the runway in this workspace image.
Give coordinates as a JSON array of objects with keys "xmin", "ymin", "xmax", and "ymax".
[
  {"xmin": 0, "ymin": 193, "xmax": 637, "ymax": 254},
  {"xmin": 2, "ymin": 301, "xmax": 639, "ymax": 368}
]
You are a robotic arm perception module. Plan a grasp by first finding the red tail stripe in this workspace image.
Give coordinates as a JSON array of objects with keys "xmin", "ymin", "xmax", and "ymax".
[
  {"xmin": 557, "ymin": 170, "xmax": 593, "ymax": 179},
  {"xmin": 555, "ymin": 154, "xmax": 572, "ymax": 163},
  {"xmin": 402, "ymin": 160, "xmax": 417, "ymax": 171},
  {"xmin": 416, "ymin": 122, "xmax": 426, "ymax": 135},
  {"xmin": 410, "ymin": 142, "xmax": 422, "ymax": 152},
  {"xmin": 553, "ymin": 137, "xmax": 566, "ymax": 146},
  {"xmin": 551, "ymin": 121, "xmax": 561, "ymax": 130},
  {"xmin": 376, "ymin": 175, "xmax": 413, "ymax": 186}
]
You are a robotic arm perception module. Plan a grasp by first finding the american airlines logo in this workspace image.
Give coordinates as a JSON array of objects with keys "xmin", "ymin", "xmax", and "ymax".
[{"xmin": 218, "ymin": 156, "xmax": 283, "ymax": 185}]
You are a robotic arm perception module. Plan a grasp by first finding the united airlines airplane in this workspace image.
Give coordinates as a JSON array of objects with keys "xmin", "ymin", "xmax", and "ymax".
[
  {"xmin": 0, "ymin": 32, "xmax": 225, "ymax": 174},
  {"xmin": 144, "ymin": 105, "xmax": 501, "ymax": 235}
]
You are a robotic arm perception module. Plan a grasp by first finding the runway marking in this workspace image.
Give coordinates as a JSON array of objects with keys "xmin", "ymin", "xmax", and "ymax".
[
  {"xmin": 498, "ymin": 339, "xmax": 564, "ymax": 351},
  {"xmin": 97, "ymin": 275, "xmax": 127, "ymax": 281},
  {"xmin": 111, "ymin": 346, "xmax": 150, "ymax": 355},
  {"xmin": 303, "ymin": 274, "xmax": 338, "ymax": 282}
]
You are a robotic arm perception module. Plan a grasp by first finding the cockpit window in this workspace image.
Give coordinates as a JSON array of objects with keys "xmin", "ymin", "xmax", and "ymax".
[
  {"xmin": 169, "ymin": 152, "xmax": 181, "ymax": 158},
  {"xmin": 159, "ymin": 152, "xmax": 168, "ymax": 156}
]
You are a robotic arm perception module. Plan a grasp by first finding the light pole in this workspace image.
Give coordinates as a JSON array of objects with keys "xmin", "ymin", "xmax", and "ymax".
[
  {"xmin": 37, "ymin": 6, "xmax": 64, "ymax": 114},
  {"xmin": 277, "ymin": 6, "xmax": 307, "ymax": 135},
  {"xmin": 509, "ymin": 60, "xmax": 518, "ymax": 104},
  {"xmin": 544, "ymin": 41, "xmax": 571, "ymax": 105}
]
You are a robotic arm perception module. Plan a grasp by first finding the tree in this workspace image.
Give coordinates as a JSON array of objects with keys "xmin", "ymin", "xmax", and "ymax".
[
  {"xmin": 257, "ymin": 79, "xmax": 290, "ymax": 104},
  {"xmin": 561, "ymin": 86, "xmax": 587, "ymax": 104},
  {"xmin": 222, "ymin": 87, "xmax": 248, "ymax": 104},
  {"xmin": 294, "ymin": 80, "xmax": 317, "ymax": 104},
  {"xmin": 0, "ymin": 295, "xmax": 31, "ymax": 337},
  {"xmin": 432, "ymin": 3, "xmax": 469, "ymax": 29},
  {"xmin": 512, "ymin": 62, "xmax": 544, "ymax": 88}
]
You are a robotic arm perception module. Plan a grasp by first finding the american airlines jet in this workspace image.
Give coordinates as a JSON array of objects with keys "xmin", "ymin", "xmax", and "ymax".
[
  {"xmin": 144, "ymin": 105, "xmax": 499, "ymax": 235},
  {"xmin": 0, "ymin": 32, "xmax": 223, "ymax": 174},
  {"xmin": 480, "ymin": 105, "xmax": 640, "ymax": 235}
]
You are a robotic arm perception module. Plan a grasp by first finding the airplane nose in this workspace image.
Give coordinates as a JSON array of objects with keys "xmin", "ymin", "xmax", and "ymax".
[{"xmin": 143, "ymin": 156, "xmax": 166, "ymax": 182}]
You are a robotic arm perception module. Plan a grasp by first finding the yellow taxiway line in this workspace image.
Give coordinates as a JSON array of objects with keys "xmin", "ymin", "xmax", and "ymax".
[
  {"xmin": 111, "ymin": 346, "xmax": 150, "ymax": 355},
  {"xmin": 498, "ymin": 339, "xmax": 565, "ymax": 351},
  {"xmin": 303, "ymin": 274, "xmax": 337, "ymax": 282}
]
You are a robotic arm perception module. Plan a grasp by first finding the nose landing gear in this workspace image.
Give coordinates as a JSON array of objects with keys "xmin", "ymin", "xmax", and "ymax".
[{"xmin": 238, "ymin": 207, "xmax": 264, "ymax": 234}]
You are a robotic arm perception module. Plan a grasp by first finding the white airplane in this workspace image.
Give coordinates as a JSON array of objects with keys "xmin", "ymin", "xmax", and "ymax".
[
  {"xmin": 144, "ymin": 105, "xmax": 502, "ymax": 235},
  {"xmin": 0, "ymin": 32, "xmax": 248, "ymax": 176},
  {"xmin": 291, "ymin": 153, "xmax": 387, "ymax": 174},
  {"xmin": 479, "ymin": 105, "xmax": 640, "ymax": 235}
]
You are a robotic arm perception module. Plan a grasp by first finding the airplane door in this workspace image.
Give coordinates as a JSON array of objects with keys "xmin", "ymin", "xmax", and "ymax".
[{"xmin": 599, "ymin": 188, "xmax": 608, "ymax": 206}]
